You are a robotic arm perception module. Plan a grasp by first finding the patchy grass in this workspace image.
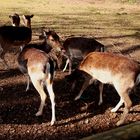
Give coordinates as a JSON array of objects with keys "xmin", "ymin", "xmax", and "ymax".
[{"xmin": 0, "ymin": 0, "xmax": 140, "ymax": 60}]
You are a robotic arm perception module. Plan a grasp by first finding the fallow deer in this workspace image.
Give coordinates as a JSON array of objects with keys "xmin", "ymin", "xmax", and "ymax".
[
  {"xmin": 62, "ymin": 37, "xmax": 105, "ymax": 74},
  {"xmin": 0, "ymin": 14, "xmax": 33, "ymax": 69},
  {"xmin": 69, "ymin": 52, "xmax": 140, "ymax": 126},
  {"xmin": 18, "ymin": 46, "xmax": 62, "ymax": 125},
  {"xmin": 18, "ymin": 30, "xmax": 63, "ymax": 91}
]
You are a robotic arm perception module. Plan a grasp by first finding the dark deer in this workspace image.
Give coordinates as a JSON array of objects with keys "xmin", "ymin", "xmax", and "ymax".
[
  {"xmin": 22, "ymin": 14, "xmax": 34, "ymax": 29},
  {"xmin": 18, "ymin": 46, "xmax": 62, "ymax": 125},
  {"xmin": 69, "ymin": 52, "xmax": 140, "ymax": 126},
  {"xmin": 0, "ymin": 14, "xmax": 33, "ymax": 69},
  {"xmin": 62, "ymin": 37, "xmax": 105, "ymax": 74}
]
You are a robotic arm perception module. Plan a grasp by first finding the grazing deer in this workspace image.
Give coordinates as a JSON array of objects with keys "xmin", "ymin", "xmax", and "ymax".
[
  {"xmin": 0, "ymin": 14, "xmax": 33, "ymax": 69},
  {"xmin": 9, "ymin": 13, "xmax": 20, "ymax": 27},
  {"xmin": 69, "ymin": 52, "xmax": 140, "ymax": 126},
  {"xmin": 18, "ymin": 46, "xmax": 62, "ymax": 125},
  {"xmin": 62, "ymin": 37, "xmax": 105, "ymax": 74}
]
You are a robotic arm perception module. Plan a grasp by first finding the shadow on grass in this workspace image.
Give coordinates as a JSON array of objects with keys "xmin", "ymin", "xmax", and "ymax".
[{"xmin": 0, "ymin": 68, "xmax": 22, "ymax": 80}]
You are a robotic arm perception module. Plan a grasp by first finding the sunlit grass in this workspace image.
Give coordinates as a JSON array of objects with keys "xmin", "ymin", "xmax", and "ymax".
[{"xmin": 0, "ymin": 0, "xmax": 139, "ymax": 60}]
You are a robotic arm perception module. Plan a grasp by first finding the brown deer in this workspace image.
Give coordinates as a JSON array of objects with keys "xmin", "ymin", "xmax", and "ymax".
[
  {"xmin": 62, "ymin": 37, "xmax": 105, "ymax": 74},
  {"xmin": 69, "ymin": 52, "xmax": 140, "ymax": 126},
  {"xmin": 0, "ymin": 14, "xmax": 33, "ymax": 69},
  {"xmin": 18, "ymin": 45, "xmax": 62, "ymax": 125},
  {"xmin": 18, "ymin": 30, "xmax": 63, "ymax": 91}
]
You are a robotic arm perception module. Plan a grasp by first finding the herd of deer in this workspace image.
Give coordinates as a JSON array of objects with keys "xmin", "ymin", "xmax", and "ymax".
[{"xmin": 0, "ymin": 13, "xmax": 139, "ymax": 126}]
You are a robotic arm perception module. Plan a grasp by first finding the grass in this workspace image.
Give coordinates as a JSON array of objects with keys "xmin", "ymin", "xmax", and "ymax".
[{"xmin": 0, "ymin": 0, "xmax": 140, "ymax": 60}]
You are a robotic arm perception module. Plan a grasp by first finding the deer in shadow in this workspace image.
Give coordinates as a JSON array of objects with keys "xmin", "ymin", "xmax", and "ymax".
[
  {"xmin": 0, "ymin": 14, "xmax": 34, "ymax": 69},
  {"xmin": 62, "ymin": 37, "xmax": 105, "ymax": 74}
]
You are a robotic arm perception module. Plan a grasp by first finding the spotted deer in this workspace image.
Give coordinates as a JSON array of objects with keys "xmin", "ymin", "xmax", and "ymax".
[
  {"xmin": 62, "ymin": 37, "xmax": 105, "ymax": 74},
  {"xmin": 0, "ymin": 14, "xmax": 33, "ymax": 69},
  {"xmin": 69, "ymin": 52, "xmax": 140, "ymax": 126}
]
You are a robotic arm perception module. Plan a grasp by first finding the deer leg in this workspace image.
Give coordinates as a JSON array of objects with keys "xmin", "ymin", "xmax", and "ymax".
[
  {"xmin": 68, "ymin": 58, "xmax": 72, "ymax": 74},
  {"xmin": 63, "ymin": 58, "xmax": 69, "ymax": 72},
  {"xmin": 75, "ymin": 77, "xmax": 93, "ymax": 100},
  {"xmin": 29, "ymin": 73, "xmax": 47, "ymax": 116},
  {"xmin": 45, "ymin": 73, "xmax": 56, "ymax": 125},
  {"xmin": 116, "ymin": 91, "xmax": 132, "ymax": 126},
  {"xmin": 25, "ymin": 74, "xmax": 30, "ymax": 91},
  {"xmin": 98, "ymin": 83, "xmax": 104, "ymax": 105},
  {"xmin": 111, "ymin": 97, "xmax": 124, "ymax": 112}
]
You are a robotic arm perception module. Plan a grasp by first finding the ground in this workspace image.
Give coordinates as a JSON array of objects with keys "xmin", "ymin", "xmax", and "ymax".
[
  {"xmin": 0, "ymin": 40, "xmax": 140, "ymax": 140},
  {"xmin": 0, "ymin": 0, "xmax": 140, "ymax": 139}
]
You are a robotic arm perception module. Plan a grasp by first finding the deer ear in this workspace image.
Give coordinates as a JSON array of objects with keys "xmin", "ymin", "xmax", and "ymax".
[
  {"xmin": 42, "ymin": 30, "xmax": 47, "ymax": 37},
  {"xmin": 22, "ymin": 15, "xmax": 26, "ymax": 25},
  {"xmin": 30, "ymin": 14, "xmax": 34, "ymax": 18},
  {"xmin": 22, "ymin": 15, "xmax": 26, "ymax": 20},
  {"xmin": 9, "ymin": 15, "xmax": 12, "ymax": 18}
]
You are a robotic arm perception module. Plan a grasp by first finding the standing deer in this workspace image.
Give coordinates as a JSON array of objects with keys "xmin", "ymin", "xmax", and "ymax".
[
  {"xmin": 62, "ymin": 37, "xmax": 105, "ymax": 74},
  {"xmin": 18, "ymin": 30, "xmax": 63, "ymax": 91},
  {"xmin": 18, "ymin": 46, "xmax": 62, "ymax": 125},
  {"xmin": 0, "ymin": 14, "xmax": 33, "ymax": 69},
  {"xmin": 69, "ymin": 52, "xmax": 140, "ymax": 126}
]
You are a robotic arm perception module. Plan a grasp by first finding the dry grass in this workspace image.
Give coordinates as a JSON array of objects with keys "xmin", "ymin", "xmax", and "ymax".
[{"xmin": 0, "ymin": 0, "xmax": 140, "ymax": 60}]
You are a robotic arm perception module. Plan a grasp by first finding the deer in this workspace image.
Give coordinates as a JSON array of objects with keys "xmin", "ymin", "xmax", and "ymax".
[
  {"xmin": 18, "ymin": 30, "xmax": 63, "ymax": 91},
  {"xmin": 68, "ymin": 52, "xmax": 140, "ymax": 126},
  {"xmin": 9, "ymin": 13, "xmax": 20, "ymax": 27},
  {"xmin": 0, "ymin": 14, "xmax": 34, "ymax": 69},
  {"xmin": 18, "ymin": 45, "xmax": 62, "ymax": 125},
  {"xmin": 61, "ymin": 37, "xmax": 105, "ymax": 74}
]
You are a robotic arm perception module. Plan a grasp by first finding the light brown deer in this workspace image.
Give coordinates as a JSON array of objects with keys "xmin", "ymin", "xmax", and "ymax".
[
  {"xmin": 18, "ymin": 30, "xmax": 63, "ymax": 91},
  {"xmin": 70, "ymin": 52, "xmax": 140, "ymax": 126},
  {"xmin": 0, "ymin": 14, "xmax": 33, "ymax": 69},
  {"xmin": 18, "ymin": 45, "xmax": 62, "ymax": 125}
]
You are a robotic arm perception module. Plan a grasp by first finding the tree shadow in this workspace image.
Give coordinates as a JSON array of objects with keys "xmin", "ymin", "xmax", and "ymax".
[
  {"xmin": 96, "ymin": 32, "xmax": 140, "ymax": 40},
  {"xmin": 0, "ymin": 73, "xmax": 110, "ymax": 125}
]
